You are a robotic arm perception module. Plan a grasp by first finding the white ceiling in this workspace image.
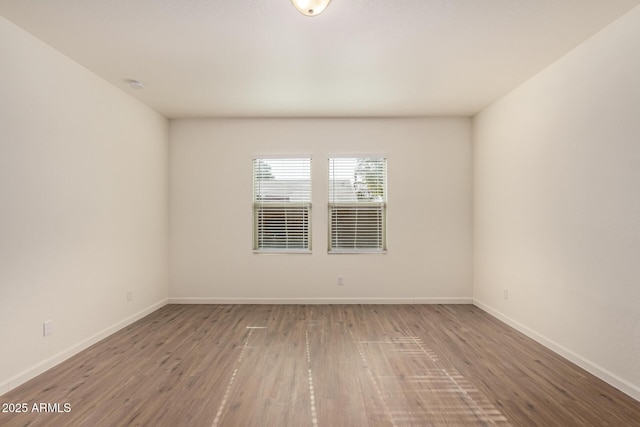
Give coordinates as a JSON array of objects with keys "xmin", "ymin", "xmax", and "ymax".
[{"xmin": 1, "ymin": 0, "xmax": 639, "ymax": 118}]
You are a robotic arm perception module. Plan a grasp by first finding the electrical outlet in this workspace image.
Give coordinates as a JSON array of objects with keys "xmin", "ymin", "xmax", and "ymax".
[
  {"xmin": 337, "ymin": 276, "xmax": 344, "ymax": 286},
  {"xmin": 43, "ymin": 320, "xmax": 53, "ymax": 337},
  {"xmin": 127, "ymin": 290, "xmax": 133, "ymax": 301},
  {"xmin": 503, "ymin": 288, "xmax": 509, "ymax": 300}
]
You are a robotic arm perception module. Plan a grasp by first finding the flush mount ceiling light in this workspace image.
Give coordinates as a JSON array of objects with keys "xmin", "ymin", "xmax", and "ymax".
[{"xmin": 291, "ymin": 0, "xmax": 332, "ymax": 17}]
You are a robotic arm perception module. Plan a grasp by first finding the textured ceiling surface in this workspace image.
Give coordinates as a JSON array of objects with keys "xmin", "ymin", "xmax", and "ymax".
[{"xmin": 1, "ymin": 0, "xmax": 639, "ymax": 118}]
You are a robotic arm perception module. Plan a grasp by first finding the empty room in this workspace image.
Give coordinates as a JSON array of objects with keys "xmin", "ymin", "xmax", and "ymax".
[{"xmin": 1, "ymin": 1, "xmax": 639, "ymax": 425}]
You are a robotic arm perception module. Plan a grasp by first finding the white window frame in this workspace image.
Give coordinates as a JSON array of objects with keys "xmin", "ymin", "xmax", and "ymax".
[
  {"xmin": 328, "ymin": 156, "xmax": 387, "ymax": 254},
  {"xmin": 252, "ymin": 157, "xmax": 312, "ymax": 253}
]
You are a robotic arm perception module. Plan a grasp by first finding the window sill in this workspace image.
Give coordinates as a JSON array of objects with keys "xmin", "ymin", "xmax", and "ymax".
[
  {"xmin": 253, "ymin": 249, "xmax": 312, "ymax": 255},
  {"xmin": 328, "ymin": 250, "xmax": 387, "ymax": 255}
]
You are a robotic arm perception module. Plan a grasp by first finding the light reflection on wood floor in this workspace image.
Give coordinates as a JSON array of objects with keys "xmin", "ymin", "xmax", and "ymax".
[{"xmin": 213, "ymin": 314, "xmax": 509, "ymax": 426}]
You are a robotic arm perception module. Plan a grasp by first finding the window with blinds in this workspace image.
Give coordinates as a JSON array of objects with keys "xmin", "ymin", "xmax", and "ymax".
[
  {"xmin": 329, "ymin": 157, "xmax": 387, "ymax": 253},
  {"xmin": 253, "ymin": 158, "xmax": 311, "ymax": 252}
]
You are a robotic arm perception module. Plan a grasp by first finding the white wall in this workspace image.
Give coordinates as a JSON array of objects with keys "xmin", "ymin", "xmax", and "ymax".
[
  {"xmin": 473, "ymin": 6, "xmax": 640, "ymax": 399},
  {"xmin": 0, "ymin": 18, "xmax": 169, "ymax": 393},
  {"xmin": 170, "ymin": 118, "xmax": 472, "ymax": 303}
]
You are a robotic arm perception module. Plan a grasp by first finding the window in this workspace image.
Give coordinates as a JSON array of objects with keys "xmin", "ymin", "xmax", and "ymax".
[
  {"xmin": 253, "ymin": 158, "xmax": 311, "ymax": 252},
  {"xmin": 329, "ymin": 157, "xmax": 387, "ymax": 253}
]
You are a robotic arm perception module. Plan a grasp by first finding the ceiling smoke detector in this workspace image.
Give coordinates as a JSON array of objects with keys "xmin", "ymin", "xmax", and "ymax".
[{"xmin": 127, "ymin": 79, "xmax": 145, "ymax": 90}]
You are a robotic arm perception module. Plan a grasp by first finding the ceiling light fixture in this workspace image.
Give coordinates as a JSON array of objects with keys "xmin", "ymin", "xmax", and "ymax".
[{"xmin": 291, "ymin": 0, "xmax": 332, "ymax": 17}]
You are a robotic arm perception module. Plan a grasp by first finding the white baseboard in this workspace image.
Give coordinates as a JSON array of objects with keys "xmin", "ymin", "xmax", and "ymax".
[
  {"xmin": 0, "ymin": 299, "xmax": 168, "ymax": 396},
  {"xmin": 473, "ymin": 298, "xmax": 640, "ymax": 402},
  {"xmin": 168, "ymin": 297, "xmax": 473, "ymax": 305}
]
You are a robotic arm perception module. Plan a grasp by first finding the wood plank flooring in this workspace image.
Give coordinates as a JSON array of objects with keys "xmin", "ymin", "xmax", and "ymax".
[{"xmin": 1, "ymin": 304, "xmax": 639, "ymax": 426}]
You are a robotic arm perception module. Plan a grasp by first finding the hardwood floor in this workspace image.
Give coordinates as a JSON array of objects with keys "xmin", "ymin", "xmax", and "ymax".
[{"xmin": 1, "ymin": 304, "xmax": 639, "ymax": 426}]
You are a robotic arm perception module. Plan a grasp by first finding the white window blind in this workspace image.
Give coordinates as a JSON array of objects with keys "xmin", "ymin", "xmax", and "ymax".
[
  {"xmin": 253, "ymin": 158, "xmax": 311, "ymax": 252},
  {"xmin": 329, "ymin": 157, "xmax": 387, "ymax": 253}
]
